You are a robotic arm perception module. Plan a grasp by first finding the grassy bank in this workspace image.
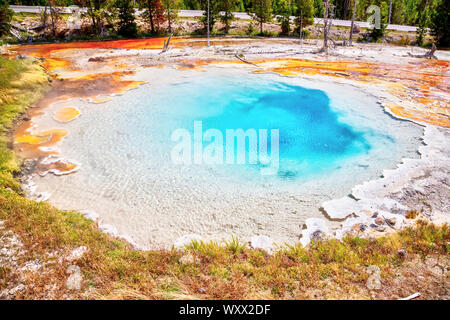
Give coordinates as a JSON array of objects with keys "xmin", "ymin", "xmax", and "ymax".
[
  {"xmin": 0, "ymin": 55, "xmax": 448, "ymax": 300},
  {"xmin": 0, "ymin": 56, "xmax": 49, "ymax": 191}
]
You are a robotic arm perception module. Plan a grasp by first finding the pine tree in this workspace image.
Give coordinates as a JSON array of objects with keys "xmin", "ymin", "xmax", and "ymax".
[
  {"xmin": 115, "ymin": 0, "xmax": 138, "ymax": 37},
  {"xmin": 162, "ymin": 0, "xmax": 180, "ymax": 33},
  {"xmin": 248, "ymin": 0, "xmax": 273, "ymax": 34},
  {"xmin": 294, "ymin": 0, "xmax": 314, "ymax": 37},
  {"xmin": 0, "ymin": 0, "xmax": 13, "ymax": 37},
  {"xmin": 276, "ymin": 0, "xmax": 291, "ymax": 35},
  {"xmin": 368, "ymin": 0, "xmax": 388, "ymax": 42},
  {"xmin": 416, "ymin": 8, "xmax": 430, "ymax": 46},
  {"xmin": 138, "ymin": 0, "xmax": 166, "ymax": 34},
  {"xmin": 198, "ymin": 0, "xmax": 220, "ymax": 33},
  {"xmin": 430, "ymin": 0, "xmax": 449, "ymax": 47},
  {"xmin": 219, "ymin": 0, "xmax": 238, "ymax": 34}
]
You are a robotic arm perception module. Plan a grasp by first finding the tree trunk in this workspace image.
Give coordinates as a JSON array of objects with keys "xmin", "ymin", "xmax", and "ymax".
[
  {"xmin": 94, "ymin": 1, "xmax": 102, "ymax": 35},
  {"xmin": 349, "ymin": 0, "xmax": 357, "ymax": 46},
  {"xmin": 260, "ymin": 0, "xmax": 263, "ymax": 34},
  {"xmin": 167, "ymin": 3, "xmax": 172, "ymax": 33},
  {"xmin": 148, "ymin": 0, "xmax": 155, "ymax": 34},
  {"xmin": 388, "ymin": 0, "xmax": 392, "ymax": 24},
  {"xmin": 299, "ymin": 10, "xmax": 303, "ymax": 45},
  {"xmin": 207, "ymin": 0, "xmax": 210, "ymax": 46},
  {"xmin": 49, "ymin": 2, "xmax": 56, "ymax": 37},
  {"xmin": 322, "ymin": 0, "xmax": 329, "ymax": 52}
]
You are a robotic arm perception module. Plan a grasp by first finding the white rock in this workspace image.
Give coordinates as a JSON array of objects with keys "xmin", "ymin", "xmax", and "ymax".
[
  {"xmin": 250, "ymin": 235, "xmax": 274, "ymax": 253},
  {"xmin": 99, "ymin": 223, "xmax": 118, "ymax": 235},
  {"xmin": 300, "ymin": 218, "xmax": 329, "ymax": 247},
  {"xmin": 366, "ymin": 265, "xmax": 381, "ymax": 290},
  {"xmin": 66, "ymin": 265, "xmax": 82, "ymax": 291},
  {"xmin": 322, "ymin": 197, "xmax": 356, "ymax": 220},
  {"xmin": 79, "ymin": 209, "xmax": 99, "ymax": 222},
  {"xmin": 66, "ymin": 246, "xmax": 88, "ymax": 262},
  {"xmin": 20, "ymin": 259, "xmax": 42, "ymax": 272},
  {"xmin": 179, "ymin": 253, "xmax": 196, "ymax": 265}
]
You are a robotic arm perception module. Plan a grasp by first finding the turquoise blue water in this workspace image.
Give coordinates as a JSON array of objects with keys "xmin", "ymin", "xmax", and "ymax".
[
  {"xmin": 146, "ymin": 75, "xmax": 370, "ymax": 179},
  {"xmin": 46, "ymin": 68, "xmax": 424, "ymax": 248}
]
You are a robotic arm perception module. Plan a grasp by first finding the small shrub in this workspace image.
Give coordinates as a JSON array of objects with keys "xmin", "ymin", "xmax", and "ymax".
[
  {"xmin": 277, "ymin": 16, "xmax": 290, "ymax": 36},
  {"xmin": 0, "ymin": 0, "xmax": 13, "ymax": 37},
  {"xmin": 225, "ymin": 236, "xmax": 245, "ymax": 255},
  {"xmin": 247, "ymin": 22, "xmax": 255, "ymax": 35},
  {"xmin": 406, "ymin": 210, "xmax": 419, "ymax": 219},
  {"xmin": 398, "ymin": 34, "xmax": 411, "ymax": 46}
]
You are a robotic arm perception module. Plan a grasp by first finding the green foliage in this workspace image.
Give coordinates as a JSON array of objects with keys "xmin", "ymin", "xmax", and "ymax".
[
  {"xmin": 312, "ymin": 0, "xmax": 323, "ymax": 17},
  {"xmin": 74, "ymin": 0, "xmax": 113, "ymax": 35},
  {"xmin": 9, "ymin": 0, "xmax": 450, "ymax": 38},
  {"xmin": 416, "ymin": 8, "xmax": 430, "ymax": 46},
  {"xmin": 390, "ymin": 0, "xmax": 406, "ymax": 24},
  {"xmin": 198, "ymin": 0, "xmax": 221, "ymax": 33},
  {"xmin": 0, "ymin": 0, "xmax": 13, "ymax": 37},
  {"xmin": 0, "ymin": 57, "xmax": 48, "ymax": 190},
  {"xmin": 162, "ymin": 0, "xmax": 181, "ymax": 33},
  {"xmin": 248, "ymin": 0, "xmax": 273, "ymax": 34},
  {"xmin": 115, "ymin": 0, "xmax": 138, "ymax": 37},
  {"xmin": 430, "ymin": 0, "xmax": 449, "ymax": 47},
  {"xmin": 138, "ymin": 0, "xmax": 166, "ymax": 34},
  {"xmin": 275, "ymin": 0, "xmax": 291, "ymax": 35},
  {"xmin": 367, "ymin": 0, "xmax": 389, "ymax": 42},
  {"xmin": 293, "ymin": 0, "xmax": 314, "ymax": 36},
  {"xmin": 247, "ymin": 21, "xmax": 255, "ymax": 34},
  {"xmin": 225, "ymin": 236, "xmax": 245, "ymax": 255},
  {"xmin": 278, "ymin": 15, "xmax": 290, "ymax": 35},
  {"xmin": 219, "ymin": 0, "xmax": 238, "ymax": 33}
]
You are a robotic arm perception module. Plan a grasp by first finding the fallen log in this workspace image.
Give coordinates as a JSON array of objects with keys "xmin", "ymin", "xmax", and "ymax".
[
  {"xmin": 9, "ymin": 28, "xmax": 23, "ymax": 42},
  {"xmin": 408, "ymin": 43, "xmax": 438, "ymax": 59},
  {"xmin": 11, "ymin": 23, "xmax": 27, "ymax": 32},
  {"xmin": 234, "ymin": 53, "xmax": 260, "ymax": 68}
]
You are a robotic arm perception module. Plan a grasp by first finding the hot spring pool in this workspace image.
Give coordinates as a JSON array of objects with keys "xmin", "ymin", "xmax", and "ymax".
[{"xmin": 32, "ymin": 66, "xmax": 424, "ymax": 248}]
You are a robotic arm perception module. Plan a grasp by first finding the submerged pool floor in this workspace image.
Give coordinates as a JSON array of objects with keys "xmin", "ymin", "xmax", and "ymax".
[{"xmin": 31, "ymin": 67, "xmax": 424, "ymax": 249}]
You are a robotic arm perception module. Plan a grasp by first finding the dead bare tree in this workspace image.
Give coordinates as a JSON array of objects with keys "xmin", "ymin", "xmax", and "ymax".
[
  {"xmin": 299, "ymin": 9, "xmax": 303, "ymax": 46},
  {"xmin": 318, "ymin": 0, "xmax": 330, "ymax": 53},
  {"xmin": 160, "ymin": 33, "xmax": 173, "ymax": 53},
  {"xmin": 322, "ymin": 0, "xmax": 329, "ymax": 52},
  {"xmin": 318, "ymin": 0, "xmax": 336, "ymax": 53},
  {"xmin": 207, "ymin": 0, "xmax": 210, "ymax": 47},
  {"xmin": 40, "ymin": 5, "xmax": 49, "ymax": 30},
  {"xmin": 48, "ymin": 2, "xmax": 60, "ymax": 37},
  {"xmin": 388, "ymin": 0, "xmax": 392, "ymax": 24},
  {"xmin": 40, "ymin": 1, "xmax": 62, "ymax": 38}
]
